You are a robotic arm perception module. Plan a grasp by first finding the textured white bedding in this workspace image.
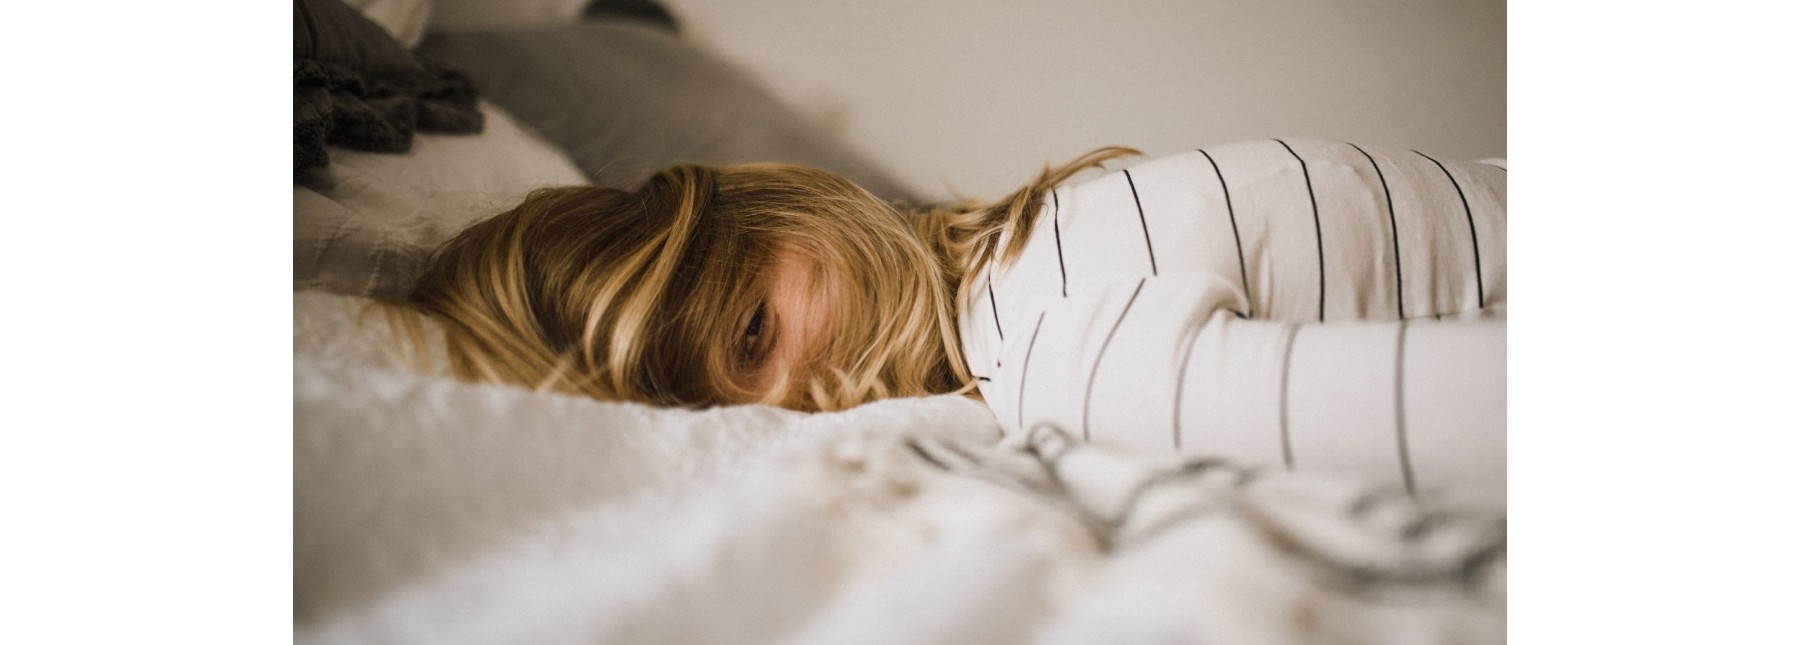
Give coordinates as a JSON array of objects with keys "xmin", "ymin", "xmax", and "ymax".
[
  {"xmin": 294, "ymin": 292, "xmax": 998, "ymax": 619},
  {"xmin": 294, "ymin": 291, "xmax": 1504, "ymax": 643}
]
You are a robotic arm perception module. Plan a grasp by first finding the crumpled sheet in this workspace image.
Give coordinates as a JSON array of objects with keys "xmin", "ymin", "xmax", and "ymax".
[
  {"xmin": 295, "ymin": 370, "xmax": 1502, "ymax": 644},
  {"xmin": 295, "ymin": 288, "xmax": 1502, "ymax": 643}
]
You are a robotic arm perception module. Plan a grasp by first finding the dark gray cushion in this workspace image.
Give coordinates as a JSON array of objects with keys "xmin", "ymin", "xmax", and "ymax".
[
  {"xmin": 418, "ymin": 21, "xmax": 917, "ymax": 202},
  {"xmin": 294, "ymin": 0, "xmax": 483, "ymax": 174}
]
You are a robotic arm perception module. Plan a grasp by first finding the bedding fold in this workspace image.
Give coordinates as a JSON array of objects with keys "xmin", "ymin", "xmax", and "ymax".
[{"xmin": 296, "ymin": 414, "xmax": 1504, "ymax": 644}]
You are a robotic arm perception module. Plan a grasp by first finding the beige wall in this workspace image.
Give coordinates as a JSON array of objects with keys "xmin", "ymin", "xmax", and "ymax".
[{"xmin": 661, "ymin": 0, "xmax": 1506, "ymax": 201}]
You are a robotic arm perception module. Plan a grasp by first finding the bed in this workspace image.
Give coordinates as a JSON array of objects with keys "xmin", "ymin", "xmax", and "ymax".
[{"xmin": 293, "ymin": 1, "xmax": 1506, "ymax": 642}]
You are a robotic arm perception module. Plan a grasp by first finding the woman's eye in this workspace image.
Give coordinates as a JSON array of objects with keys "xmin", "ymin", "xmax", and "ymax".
[
  {"xmin": 739, "ymin": 303, "xmax": 770, "ymax": 365},
  {"xmin": 745, "ymin": 304, "xmax": 766, "ymax": 342}
]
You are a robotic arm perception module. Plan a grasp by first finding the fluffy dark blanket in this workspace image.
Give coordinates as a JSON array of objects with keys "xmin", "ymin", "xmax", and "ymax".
[{"xmin": 293, "ymin": 0, "xmax": 483, "ymax": 174}]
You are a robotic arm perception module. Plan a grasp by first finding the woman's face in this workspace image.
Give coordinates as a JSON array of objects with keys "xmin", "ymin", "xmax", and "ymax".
[{"xmin": 731, "ymin": 245, "xmax": 838, "ymax": 404}]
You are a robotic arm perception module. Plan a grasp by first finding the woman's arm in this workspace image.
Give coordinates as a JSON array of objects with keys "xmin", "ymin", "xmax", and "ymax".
[
  {"xmin": 975, "ymin": 277, "xmax": 1503, "ymax": 492},
  {"xmin": 961, "ymin": 140, "xmax": 1506, "ymax": 491}
]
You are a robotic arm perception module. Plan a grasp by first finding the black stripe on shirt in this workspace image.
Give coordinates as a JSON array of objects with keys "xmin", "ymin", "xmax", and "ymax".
[
  {"xmin": 1275, "ymin": 139, "xmax": 1326, "ymax": 322},
  {"xmin": 1171, "ymin": 320, "xmax": 1203, "ymax": 451},
  {"xmin": 1349, "ymin": 143, "xmax": 1404, "ymax": 319},
  {"xmin": 1278, "ymin": 323, "xmax": 1300, "ymax": 471},
  {"xmin": 1122, "ymin": 169, "xmax": 1159, "ymax": 276},
  {"xmin": 1197, "ymin": 148, "xmax": 1253, "ymax": 318},
  {"xmin": 1052, "ymin": 190, "xmax": 1068, "ymax": 298},
  {"xmin": 1274, "ymin": 141, "xmax": 1332, "ymax": 322},
  {"xmin": 1083, "ymin": 278, "xmax": 1147, "ymax": 442},
  {"xmin": 1017, "ymin": 311, "xmax": 1048, "ymax": 430},
  {"xmin": 1416, "ymin": 151, "xmax": 1486, "ymax": 309},
  {"xmin": 1394, "ymin": 319, "xmax": 1417, "ymax": 494},
  {"xmin": 987, "ymin": 281, "xmax": 1004, "ymax": 341},
  {"xmin": 987, "ymin": 268, "xmax": 1004, "ymax": 367}
]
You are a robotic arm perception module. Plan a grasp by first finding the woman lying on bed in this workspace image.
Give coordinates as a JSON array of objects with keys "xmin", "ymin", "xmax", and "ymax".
[{"xmin": 390, "ymin": 140, "xmax": 1506, "ymax": 489}]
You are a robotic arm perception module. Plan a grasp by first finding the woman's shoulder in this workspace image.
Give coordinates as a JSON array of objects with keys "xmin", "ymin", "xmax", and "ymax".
[{"xmin": 1071, "ymin": 139, "xmax": 1505, "ymax": 182}]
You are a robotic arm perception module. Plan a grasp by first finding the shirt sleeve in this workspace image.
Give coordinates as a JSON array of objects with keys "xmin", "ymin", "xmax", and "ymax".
[
  {"xmin": 975, "ymin": 276, "xmax": 1504, "ymax": 492},
  {"xmin": 960, "ymin": 140, "xmax": 1506, "ymax": 492}
]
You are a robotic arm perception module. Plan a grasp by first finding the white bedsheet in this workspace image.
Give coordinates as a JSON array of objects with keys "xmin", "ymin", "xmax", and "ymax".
[{"xmin": 295, "ymin": 291, "xmax": 1504, "ymax": 643}]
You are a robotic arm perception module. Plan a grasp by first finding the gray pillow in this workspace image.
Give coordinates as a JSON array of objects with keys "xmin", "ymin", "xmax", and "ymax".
[{"xmin": 418, "ymin": 20, "xmax": 917, "ymax": 202}]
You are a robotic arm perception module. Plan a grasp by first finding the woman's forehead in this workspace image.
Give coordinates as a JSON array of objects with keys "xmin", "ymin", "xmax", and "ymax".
[{"xmin": 767, "ymin": 245, "xmax": 825, "ymax": 302}]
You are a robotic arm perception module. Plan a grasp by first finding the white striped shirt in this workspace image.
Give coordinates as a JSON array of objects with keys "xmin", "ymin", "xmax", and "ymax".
[{"xmin": 959, "ymin": 139, "xmax": 1505, "ymax": 492}]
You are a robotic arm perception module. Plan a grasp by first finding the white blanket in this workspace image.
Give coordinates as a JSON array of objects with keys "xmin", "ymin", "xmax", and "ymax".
[{"xmin": 295, "ymin": 291, "xmax": 1504, "ymax": 643}]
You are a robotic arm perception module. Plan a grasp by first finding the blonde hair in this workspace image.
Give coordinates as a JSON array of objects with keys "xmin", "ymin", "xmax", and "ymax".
[
  {"xmin": 388, "ymin": 147, "xmax": 1140, "ymax": 411},
  {"xmin": 911, "ymin": 147, "xmax": 1141, "ymax": 311}
]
